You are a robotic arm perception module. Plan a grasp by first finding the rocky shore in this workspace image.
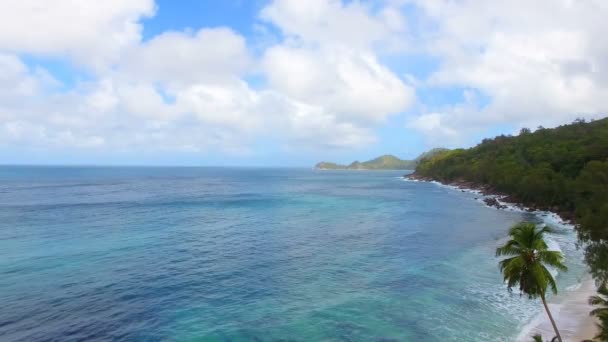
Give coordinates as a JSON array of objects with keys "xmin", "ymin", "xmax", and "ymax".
[
  {"xmin": 405, "ymin": 172, "xmax": 598, "ymax": 342},
  {"xmin": 404, "ymin": 173, "xmax": 576, "ymax": 224}
]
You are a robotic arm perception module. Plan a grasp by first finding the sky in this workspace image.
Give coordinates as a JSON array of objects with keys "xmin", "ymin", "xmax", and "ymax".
[{"xmin": 1, "ymin": 0, "xmax": 607, "ymax": 166}]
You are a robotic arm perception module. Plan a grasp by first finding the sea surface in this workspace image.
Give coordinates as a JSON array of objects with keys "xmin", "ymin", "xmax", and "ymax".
[{"xmin": 0, "ymin": 167, "xmax": 587, "ymax": 341}]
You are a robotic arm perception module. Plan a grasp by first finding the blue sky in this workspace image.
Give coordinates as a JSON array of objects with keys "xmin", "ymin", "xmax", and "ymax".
[{"xmin": 0, "ymin": 0, "xmax": 606, "ymax": 166}]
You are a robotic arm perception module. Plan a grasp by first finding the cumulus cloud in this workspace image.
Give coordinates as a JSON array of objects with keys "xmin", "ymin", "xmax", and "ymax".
[
  {"xmin": 4, "ymin": 0, "xmax": 605, "ymax": 157},
  {"xmin": 263, "ymin": 46, "xmax": 413, "ymax": 123},
  {"xmin": 121, "ymin": 28, "xmax": 251, "ymax": 86},
  {"xmin": 0, "ymin": 0, "xmax": 416, "ymax": 155},
  {"xmin": 260, "ymin": 0, "xmax": 407, "ymax": 50},
  {"xmin": 0, "ymin": 0, "xmax": 155, "ymax": 70},
  {"xmin": 407, "ymin": 0, "xmax": 608, "ymax": 144},
  {"xmin": 0, "ymin": 53, "xmax": 58, "ymax": 104},
  {"xmin": 260, "ymin": 0, "xmax": 415, "ymax": 147}
]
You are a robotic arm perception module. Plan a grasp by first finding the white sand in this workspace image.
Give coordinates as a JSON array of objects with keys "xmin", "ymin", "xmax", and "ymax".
[{"xmin": 518, "ymin": 277, "xmax": 598, "ymax": 342}]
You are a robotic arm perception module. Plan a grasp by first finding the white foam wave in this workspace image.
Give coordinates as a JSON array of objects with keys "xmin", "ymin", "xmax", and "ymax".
[
  {"xmin": 400, "ymin": 177, "xmax": 423, "ymax": 183},
  {"xmin": 516, "ymin": 310, "xmax": 547, "ymax": 342},
  {"xmin": 566, "ymin": 282, "xmax": 582, "ymax": 291},
  {"xmin": 407, "ymin": 178, "xmax": 586, "ymax": 341},
  {"xmin": 545, "ymin": 237, "xmax": 562, "ymax": 253}
]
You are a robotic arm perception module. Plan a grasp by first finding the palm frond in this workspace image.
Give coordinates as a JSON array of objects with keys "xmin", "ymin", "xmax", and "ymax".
[
  {"xmin": 537, "ymin": 250, "xmax": 567, "ymax": 271},
  {"xmin": 590, "ymin": 307, "xmax": 608, "ymax": 317},
  {"xmin": 497, "ymin": 222, "xmax": 565, "ymax": 298},
  {"xmin": 496, "ymin": 240, "xmax": 523, "ymax": 257},
  {"xmin": 589, "ymin": 295, "xmax": 608, "ymax": 307},
  {"xmin": 532, "ymin": 334, "xmax": 543, "ymax": 342},
  {"xmin": 541, "ymin": 266, "xmax": 558, "ymax": 295}
]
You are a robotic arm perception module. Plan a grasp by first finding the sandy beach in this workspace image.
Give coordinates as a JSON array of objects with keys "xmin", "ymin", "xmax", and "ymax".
[{"xmin": 518, "ymin": 276, "xmax": 598, "ymax": 342}]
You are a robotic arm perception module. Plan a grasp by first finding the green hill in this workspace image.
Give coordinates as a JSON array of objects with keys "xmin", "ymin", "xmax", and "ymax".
[
  {"xmin": 315, "ymin": 149, "xmax": 448, "ymax": 170},
  {"xmin": 412, "ymin": 118, "xmax": 608, "ymax": 283}
]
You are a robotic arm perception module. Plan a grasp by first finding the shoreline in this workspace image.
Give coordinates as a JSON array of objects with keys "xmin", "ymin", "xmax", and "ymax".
[
  {"xmin": 402, "ymin": 173, "xmax": 598, "ymax": 341},
  {"xmin": 516, "ymin": 276, "xmax": 598, "ymax": 342},
  {"xmin": 403, "ymin": 173, "xmax": 577, "ymax": 223}
]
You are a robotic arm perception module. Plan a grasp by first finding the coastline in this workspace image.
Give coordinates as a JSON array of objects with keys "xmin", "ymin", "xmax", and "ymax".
[
  {"xmin": 516, "ymin": 276, "xmax": 598, "ymax": 342},
  {"xmin": 403, "ymin": 173, "xmax": 577, "ymax": 223},
  {"xmin": 402, "ymin": 173, "xmax": 598, "ymax": 342}
]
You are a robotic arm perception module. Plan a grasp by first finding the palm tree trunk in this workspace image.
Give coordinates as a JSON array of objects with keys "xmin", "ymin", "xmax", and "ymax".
[{"xmin": 541, "ymin": 294, "xmax": 562, "ymax": 342}]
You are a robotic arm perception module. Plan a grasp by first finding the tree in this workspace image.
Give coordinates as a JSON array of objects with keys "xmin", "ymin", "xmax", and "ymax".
[
  {"xmin": 589, "ymin": 284, "xmax": 608, "ymax": 341},
  {"xmin": 590, "ymin": 284, "xmax": 608, "ymax": 318},
  {"xmin": 532, "ymin": 334, "xmax": 558, "ymax": 342},
  {"xmin": 496, "ymin": 223, "xmax": 568, "ymax": 342},
  {"xmin": 414, "ymin": 118, "xmax": 608, "ymax": 285},
  {"xmin": 594, "ymin": 314, "xmax": 608, "ymax": 341}
]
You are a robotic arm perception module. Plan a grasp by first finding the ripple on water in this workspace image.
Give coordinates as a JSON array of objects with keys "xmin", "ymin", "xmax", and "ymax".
[{"xmin": 0, "ymin": 167, "xmax": 588, "ymax": 341}]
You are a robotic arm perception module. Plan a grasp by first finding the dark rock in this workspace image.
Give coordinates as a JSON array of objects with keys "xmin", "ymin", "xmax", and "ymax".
[{"xmin": 483, "ymin": 197, "xmax": 507, "ymax": 210}]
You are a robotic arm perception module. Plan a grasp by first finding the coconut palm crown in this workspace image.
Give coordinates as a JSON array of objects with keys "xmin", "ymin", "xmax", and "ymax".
[
  {"xmin": 496, "ymin": 223, "xmax": 567, "ymax": 298},
  {"xmin": 496, "ymin": 222, "xmax": 567, "ymax": 342}
]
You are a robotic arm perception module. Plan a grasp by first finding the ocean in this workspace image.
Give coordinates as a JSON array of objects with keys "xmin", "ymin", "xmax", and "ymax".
[{"xmin": 0, "ymin": 166, "xmax": 587, "ymax": 341}]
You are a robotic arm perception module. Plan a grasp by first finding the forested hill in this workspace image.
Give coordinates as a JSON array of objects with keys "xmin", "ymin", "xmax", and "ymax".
[
  {"xmin": 316, "ymin": 154, "xmax": 415, "ymax": 170},
  {"xmin": 412, "ymin": 118, "xmax": 608, "ymax": 282},
  {"xmin": 315, "ymin": 149, "xmax": 449, "ymax": 170}
]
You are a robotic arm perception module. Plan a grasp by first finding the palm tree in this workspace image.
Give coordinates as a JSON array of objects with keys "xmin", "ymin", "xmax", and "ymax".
[
  {"xmin": 532, "ymin": 334, "xmax": 558, "ymax": 342},
  {"xmin": 589, "ymin": 284, "xmax": 608, "ymax": 341},
  {"xmin": 590, "ymin": 284, "xmax": 608, "ymax": 318},
  {"xmin": 496, "ymin": 223, "xmax": 567, "ymax": 342},
  {"xmin": 594, "ymin": 313, "xmax": 608, "ymax": 341}
]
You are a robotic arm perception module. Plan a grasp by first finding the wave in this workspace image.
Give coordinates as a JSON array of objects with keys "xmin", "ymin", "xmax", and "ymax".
[{"xmin": 402, "ymin": 176, "xmax": 587, "ymax": 341}]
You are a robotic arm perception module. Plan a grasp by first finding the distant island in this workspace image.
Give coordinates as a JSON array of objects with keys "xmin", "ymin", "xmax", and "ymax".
[{"xmin": 315, "ymin": 148, "xmax": 448, "ymax": 170}]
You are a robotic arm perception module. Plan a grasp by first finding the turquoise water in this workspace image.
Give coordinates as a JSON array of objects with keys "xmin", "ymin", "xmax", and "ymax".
[{"xmin": 0, "ymin": 167, "xmax": 586, "ymax": 341}]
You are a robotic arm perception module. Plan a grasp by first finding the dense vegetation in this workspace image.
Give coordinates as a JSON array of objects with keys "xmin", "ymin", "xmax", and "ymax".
[
  {"xmin": 414, "ymin": 118, "xmax": 608, "ymax": 284},
  {"xmin": 315, "ymin": 148, "xmax": 449, "ymax": 170}
]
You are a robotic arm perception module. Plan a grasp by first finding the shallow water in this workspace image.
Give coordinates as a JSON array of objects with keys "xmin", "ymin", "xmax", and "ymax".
[{"xmin": 0, "ymin": 167, "xmax": 586, "ymax": 341}]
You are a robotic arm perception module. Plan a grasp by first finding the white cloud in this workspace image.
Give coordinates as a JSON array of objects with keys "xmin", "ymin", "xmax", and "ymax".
[
  {"xmin": 0, "ymin": 0, "xmax": 155, "ymax": 70},
  {"xmin": 12, "ymin": 0, "xmax": 608, "ymax": 156},
  {"xmin": 176, "ymin": 80, "xmax": 264, "ymax": 130},
  {"xmin": 260, "ymin": 0, "xmax": 407, "ymax": 50},
  {"xmin": 0, "ymin": 53, "xmax": 58, "ymax": 104},
  {"xmin": 263, "ymin": 46, "xmax": 413, "ymax": 123},
  {"xmin": 408, "ymin": 113, "xmax": 456, "ymax": 141},
  {"xmin": 259, "ymin": 0, "xmax": 415, "ymax": 148},
  {"xmin": 121, "ymin": 28, "xmax": 251, "ymax": 86},
  {"xmin": 266, "ymin": 93, "xmax": 377, "ymax": 148},
  {"xmin": 407, "ymin": 0, "xmax": 608, "ymax": 144},
  {"xmin": 0, "ymin": 0, "xmax": 417, "ymax": 155}
]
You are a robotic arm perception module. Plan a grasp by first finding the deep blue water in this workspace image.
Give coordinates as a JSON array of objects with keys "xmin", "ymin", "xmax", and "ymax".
[{"xmin": 0, "ymin": 167, "xmax": 585, "ymax": 341}]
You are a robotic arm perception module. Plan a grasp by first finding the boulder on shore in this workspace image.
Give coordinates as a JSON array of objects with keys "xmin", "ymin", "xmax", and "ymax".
[{"xmin": 483, "ymin": 197, "xmax": 507, "ymax": 210}]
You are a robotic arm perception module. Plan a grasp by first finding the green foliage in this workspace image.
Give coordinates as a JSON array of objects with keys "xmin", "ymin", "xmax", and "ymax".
[
  {"xmin": 532, "ymin": 335, "xmax": 559, "ymax": 342},
  {"xmin": 354, "ymin": 155, "xmax": 415, "ymax": 170},
  {"xmin": 315, "ymin": 148, "xmax": 449, "ymax": 170},
  {"xmin": 314, "ymin": 162, "xmax": 346, "ymax": 170},
  {"xmin": 496, "ymin": 223, "xmax": 567, "ymax": 298},
  {"xmin": 589, "ymin": 285, "xmax": 608, "ymax": 341},
  {"xmin": 497, "ymin": 223, "xmax": 567, "ymax": 342},
  {"xmin": 589, "ymin": 284, "xmax": 608, "ymax": 317},
  {"xmin": 413, "ymin": 147, "xmax": 451, "ymax": 164},
  {"xmin": 415, "ymin": 118, "xmax": 608, "ymax": 283}
]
